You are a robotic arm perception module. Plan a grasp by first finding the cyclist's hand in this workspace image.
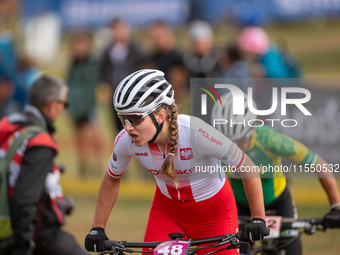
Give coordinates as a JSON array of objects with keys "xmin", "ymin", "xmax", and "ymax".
[
  {"xmin": 323, "ymin": 208, "xmax": 340, "ymax": 228},
  {"xmin": 241, "ymin": 218, "xmax": 267, "ymax": 242},
  {"xmin": 85, "ymin": 227, "xmax": 109, "ymax": 252}
]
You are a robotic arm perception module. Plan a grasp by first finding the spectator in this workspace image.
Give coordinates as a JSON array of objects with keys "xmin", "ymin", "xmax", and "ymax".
[
  {"xmin": 146, "ymin": 21, "xmax": 188, "ymax": 102},
  {"xmin": 98, "ymin": 18, "xmax": 144, "ymax": 133},
  {"xmin": 183, "ymin": 20, "xmax": 220, "ymax": 78},
  {"xmin": 218, "ymin": 44, "xmax": 252, "ymax": 93},
  {"xmin": 0, "ymin": 76, "xmax": 13, "ymax": 118},
  {"xmin": 0, "ymin": 31, "xmax": 22, "ymax": 115},
  {"xmin": 237, "ymin": 26, "xmax": 302, "ymax": 79},
  {"xmin": 16, "ymin": 55, "xmax": 43, "ymax": 95},
  {"xmin": 0, "ymin": 32, "xmax": 42, "ymax": 116},
  {"xmin": 0, "ymin": 75, "xmax": 88, "ymax": 255},
  {"xmin": 219, "ymin": 45, "xmax": 251, "ymax": 79},
  {"xmin": 237, "ymin": 26, "xmax": 303, "ymax": 119},
  {"xmin": 65, "ymin": 34, "xmax": 103, "ymax": 176}
]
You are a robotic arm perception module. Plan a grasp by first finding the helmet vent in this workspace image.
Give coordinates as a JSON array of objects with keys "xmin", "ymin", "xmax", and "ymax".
[{"xmin": 113, "ymin": 69, "xmax": 174, "ymax": 114}]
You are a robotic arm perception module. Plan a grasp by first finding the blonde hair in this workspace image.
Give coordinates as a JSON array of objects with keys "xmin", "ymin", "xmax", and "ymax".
[{"xmin": 160, "ymin": 103, "xmax": 179, "ymax": 185}]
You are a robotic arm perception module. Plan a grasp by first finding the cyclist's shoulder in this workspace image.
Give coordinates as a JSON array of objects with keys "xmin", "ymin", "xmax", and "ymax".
[
  {"xmin": 254, "ymin": 124, "xmax": 278, "ymax": 141},
  {"xmin": 177, "ymin": 114, "xmax": 207, "ymax": 132},
  {"xmin": 180, "ymin": 115, "xmax": 213, "ymax": 129},
  {"xmin": 255, "ymin": 124, "xmax": 275, "ymax": 132},
  {"xmin": 178, "ymin": 114, "xmax": 191, "ymax": 126},
  {"xmin": 113, "ymin": 129, "xmax": 130, "ymax": 148},
  {"xmin": 255, "ymin": 125, "xmax": 298, "ymax": 156},
  {"xmin": 255, "ymin": 125, "xmax": 285, "ymax": 147}
]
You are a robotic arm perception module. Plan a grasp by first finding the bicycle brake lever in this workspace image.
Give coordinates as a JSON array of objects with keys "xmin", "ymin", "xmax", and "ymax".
[
  {"xmin": 187, "ymin": 249, "xmax": 196, "ymax": 255},
  {"xmin": 304, "ymin": 225, "xmax": 317, "ymax": 234},
  {"xmin": 226, "ymin": 240, "xmax": 250, "ymax": 250},
  {"xmin": 316, "ymin": 226, "xmax": 326, "ymax": 232},
  {"xmin": 212, "ymin": 235, "xmax": 236, "ymax": 247},
  {"xmin": 98, "ymin": 250, "xmax": 122, "ymax": 255}
]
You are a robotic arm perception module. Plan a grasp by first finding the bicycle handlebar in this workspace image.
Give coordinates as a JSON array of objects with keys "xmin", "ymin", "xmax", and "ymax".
[
  {"xmin": 238, "ymin": 216, "xmax": 325, "ymax": 238},
  {"xmin": 104, "ymin": 229, "xmax": 270, "ymax": 250},
  {"xmin": 239, "ymin": 216, "xmax": 324, "ymax": 226},
  {"xmin": 281, "ymin": 217, "xmax": 324, "ymax": 226},
  {"xmin": 104, "ymin": 240, "xmax": 160, "ymax": 249}
]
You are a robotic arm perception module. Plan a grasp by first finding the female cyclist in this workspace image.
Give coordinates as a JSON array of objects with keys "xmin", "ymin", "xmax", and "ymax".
[
  {"xmin": 85, "ymin": 70, "xmax": 268, "ymax": 254},
  {"xmin": 211, "ymin": 92, "xmax": 340, "ymax": 255}
]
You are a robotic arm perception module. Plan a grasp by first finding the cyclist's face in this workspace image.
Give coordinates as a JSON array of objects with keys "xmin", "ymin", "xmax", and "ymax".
[
  {"xmin": 121, "ymin": 114, "xmax": 156, "ymax": 146},
  {"xmin": 120, "ymin": 109, "xmax": 167, "ymax": 146}
]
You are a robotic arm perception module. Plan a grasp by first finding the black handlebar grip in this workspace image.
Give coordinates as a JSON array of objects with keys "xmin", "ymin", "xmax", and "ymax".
[
  {"xmin": 104, "ymin": 240, "xmax": 113, "ymax": 250},
  {"xmin": 311, "ymin": 218, "xmax": 324, "ymax": 226},
  {"xmin": 236, "ymin": 228, "xmax": 270, "ymax": 240}
]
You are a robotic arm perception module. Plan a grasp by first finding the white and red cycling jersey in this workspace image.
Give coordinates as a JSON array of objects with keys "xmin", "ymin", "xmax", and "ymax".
[{"xmin": 108, "ymin": 115, "xmax": 246, "ymax": 202}]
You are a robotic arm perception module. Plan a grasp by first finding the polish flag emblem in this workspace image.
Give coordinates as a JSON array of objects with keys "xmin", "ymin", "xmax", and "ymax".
[{"xmin": 180, "ymin": 148, "xmax": 193, "ymax": 160}]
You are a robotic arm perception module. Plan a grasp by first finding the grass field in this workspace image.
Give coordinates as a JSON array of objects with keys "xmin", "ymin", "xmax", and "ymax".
[{"xmin": 51, "ymin": 19, "xmax": 340, "ymax": 254}]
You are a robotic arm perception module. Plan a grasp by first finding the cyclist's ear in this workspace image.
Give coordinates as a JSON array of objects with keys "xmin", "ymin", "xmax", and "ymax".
[{"xmin": 155, "ymin": 108, "xmax": 167, "ymax": 124}]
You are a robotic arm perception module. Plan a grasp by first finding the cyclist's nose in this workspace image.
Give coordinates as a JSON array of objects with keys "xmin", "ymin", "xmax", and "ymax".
[{"xmin": 124, "ymin": 120, "xmax": 134, "ymax": 131}]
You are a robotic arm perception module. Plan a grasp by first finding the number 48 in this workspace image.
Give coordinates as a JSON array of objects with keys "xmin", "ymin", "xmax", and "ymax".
[{"xmin": 157, "ymin": 245, "xmax": 183, "ymax": 255}]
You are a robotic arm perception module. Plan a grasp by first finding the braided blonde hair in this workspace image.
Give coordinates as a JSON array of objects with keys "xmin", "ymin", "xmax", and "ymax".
[{"xmin": 160, "ymin": 103, "xmax": 179, "ymax": 185}]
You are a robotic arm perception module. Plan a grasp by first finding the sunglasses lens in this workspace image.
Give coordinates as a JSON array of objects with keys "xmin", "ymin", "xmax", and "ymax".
[
  {"xmin": 130, "ymin": 115, "xmax": 145, "ymax": 126},
  {"xmin": 119, "ymin": 115, "xmax": 145, "ymax": 126}
]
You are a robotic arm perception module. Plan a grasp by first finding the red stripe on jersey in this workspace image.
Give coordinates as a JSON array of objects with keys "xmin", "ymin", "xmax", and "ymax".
[
  {"xmin": 107, "ymin": 167, "xmax": 124, "ymax": 178},
  {"xmin": 178, "ymin": 179, "xmax": 195, "ymax": 202},
  {"xmin": 148, "ymin": 143, "xmax": 164, "ymax": 161},
  {"xmin": 235, "ymin": 153, "xmax": 246, "ymax": 170},
  {"xmin": 165, "ymin": 180, "xmax": 179, "ymax": 200},
  {"xmin": 50, "ymin": 198, "xmax": 64, "ymax": 224},
  {"xmin": 12, "ymin": 152, "xmax": 23, "ymax": 165}
]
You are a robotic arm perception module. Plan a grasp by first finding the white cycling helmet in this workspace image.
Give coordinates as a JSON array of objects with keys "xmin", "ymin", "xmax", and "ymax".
[
  {"xmin": 114, "ymin": 69, "xmax": 174, "ymax": 115},
  {"xmin": 211, "ymin": 92, "xmax": 257, "ymax": 141}
]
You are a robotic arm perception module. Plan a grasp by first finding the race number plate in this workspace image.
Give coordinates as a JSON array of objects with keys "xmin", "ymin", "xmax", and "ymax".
[
  {"xmin": 265, "ymin": 216, "xmax": 282, "ymax": 238},
  {"xmin": 154, "ymin": 240, "xmax": 191, "ymax": 255}
]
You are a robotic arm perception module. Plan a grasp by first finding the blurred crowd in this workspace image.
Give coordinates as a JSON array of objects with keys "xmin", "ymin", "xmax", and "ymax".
[{"xmin": 0, "ymin": 18, "xmax": 303, "ymax": 176}]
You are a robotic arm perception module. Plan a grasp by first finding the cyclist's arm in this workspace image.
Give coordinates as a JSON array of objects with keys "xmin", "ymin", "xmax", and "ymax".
[
  {"xmin": 316, "ymin": 157, "xmax": 340, "ymax": 207},
  {"xmin": 92, "ymin": 172, "xmax": 122, "ymax": 229},
  {"xmin": 266, "ymin": 127, "xmax": 340, "ymax": 207},
  {"xmin": 240, "ymin": 156, "xmax": 266, "ymax": 220},
  {"xmin": 91, "ymin": 130, "xmax": 132, "ymax": 229},
  {"xmin": 194, "ymin": 119, "xmax": 265, "ymax": 220}
]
